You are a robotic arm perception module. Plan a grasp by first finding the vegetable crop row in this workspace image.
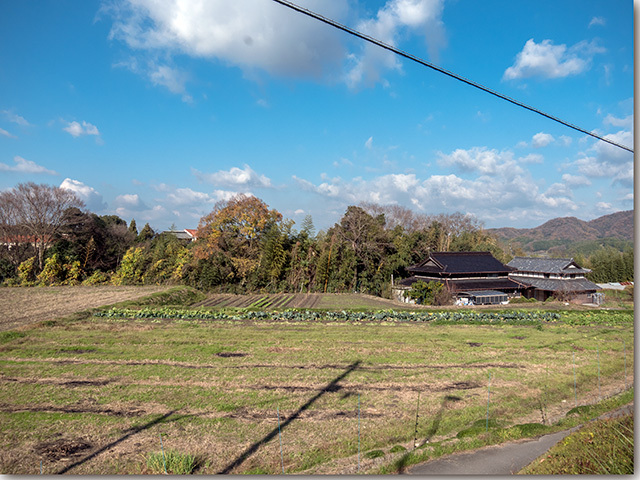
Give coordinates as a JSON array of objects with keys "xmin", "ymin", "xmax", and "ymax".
[{"xmin": 94, "ymin": 307, "xmax": 563, "ymax": 325}]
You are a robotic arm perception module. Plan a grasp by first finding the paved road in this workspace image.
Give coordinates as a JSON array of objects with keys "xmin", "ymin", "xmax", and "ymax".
[{"xmin": 408, "ymin": 403, "xmax": 633, "ymax": 475}]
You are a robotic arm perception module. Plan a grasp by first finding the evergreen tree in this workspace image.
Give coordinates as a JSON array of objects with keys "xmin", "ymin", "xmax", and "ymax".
[
  {"xmin": 137, "ymin": 223, "xmax": 154, "ymax": 242},
  {"xmin": 128, "ymin": 219, "xmax": 138, "ymax": 237}
]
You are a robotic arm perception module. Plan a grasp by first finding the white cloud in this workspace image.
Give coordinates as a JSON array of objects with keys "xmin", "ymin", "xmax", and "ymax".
[
  {"xmin": 345, "ymin": 0, "xmax": 445, "ymax": 87},
  {"xmin": 193, "ymin": 164, "xmax": 272, "ymax": 188},
  {"xmin": 595, "ymin": 201, "xmax": 615, "ymax": 214},
  {"xmin": 437, "ymin": 147, "xmax": 522, "ymax": 176},
  {"xmin": 561, "ymin": 174, "xmax": 591, "ymax": 187},
  {"xmin": 60, "ymin": 178, "xmax": 107, "ymax": 211},
  {"xmin": 588, "ymin": 16, "xmax": 606, "ymax": 28},
  {"xmin": 604, "ymin": 114, "xmax": 633, "ymax": 129},
  {"xmin": 571, "ymin": 129, "xmax": 633, "ymax": 187},
  {"xmin": 558, "ymin": 135, "xmax": 573, "ymax": 146},
  {"xmin": 0, "ymin": 156, "xmax": 57, "ymax": 175},
  {"xmin": 63, "ymin": 120, "xmax": 101, "ymax": 138},
  {"xmin": 165, "ymin": 187, "xmax": 215, "ymax": 207},
  {"xmin": 518, "ymin": 153, "xmax": 544, "ymax": 164},
  {"xmin": 149, "ymin": 64, "xmax": 192, "ymax": 103},
  {"xmin": 365, "ymin": 136, "xmax": 374, "ymax": 149},
  {"xmin": 0, "ymin": 127, "xmax": 16, "ymax": 139},
  {"xmin": 105, "ymin": 0, "xmax": 445, "ymax": 92},
  {"xmin": 107, "ymin": 0, "xmax": 347, "ymax": 79},
  {"xmin": 1, "ymin": 110, "xmax": 30, "ymax": 126},
  {"xmin": 531, "ymin": 132, "xmax": 554, "ymax": 148},
  {"xmin": 294, "ymin": 145, "xmax": 581, "ymax": 223},
  {"xmin": 115, "ymin": 193, "xmax": 148, "ymax": 210},
  {"xmin": 503, "ymin": 38, "xmax": 605, "ymax": 80}
]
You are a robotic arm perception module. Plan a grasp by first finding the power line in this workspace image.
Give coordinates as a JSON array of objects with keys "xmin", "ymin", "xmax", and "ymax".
[{"xmin": 271, "ymin": 0, "xmax": 634, "ymax": 154}]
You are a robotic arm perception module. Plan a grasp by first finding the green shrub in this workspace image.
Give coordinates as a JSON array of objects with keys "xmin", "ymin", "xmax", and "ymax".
[
  {"xmin": 17, "ymin": 256, "xmax": 37, "ymax": 285},
  {"xmin": 145, "ymin": 449, "xmax": 198, "ymax": 474},
  {"xmin": 82, "ymin": 270, "xmax": 111, "ymax": 285},
  {"xmin": 112, "ymin": 247, "xmax": 146, "ymax": 285}
]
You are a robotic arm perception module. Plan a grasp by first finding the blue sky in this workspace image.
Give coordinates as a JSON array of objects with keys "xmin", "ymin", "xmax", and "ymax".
[{"xmin": 0, "ymin": 0, "xmax": 634, "ymax": 233}]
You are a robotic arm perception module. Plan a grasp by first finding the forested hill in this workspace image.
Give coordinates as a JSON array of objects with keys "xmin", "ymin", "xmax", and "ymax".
[{"xmin": 487, "ymin": 210, "xmax": 633, "ymax": 255}]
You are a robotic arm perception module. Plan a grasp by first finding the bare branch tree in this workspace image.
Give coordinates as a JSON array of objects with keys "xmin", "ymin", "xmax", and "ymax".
[{"xmin": 0, "ymin": 183, "xmax": 85, "ymax": 270}]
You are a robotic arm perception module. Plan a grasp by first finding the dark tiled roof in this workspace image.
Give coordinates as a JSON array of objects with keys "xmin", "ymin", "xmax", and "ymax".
[
  {"xmin": 507, "ymin": 257, "xmax": 590, "ymax": 275},
  {"xmin": 514, "ymin": 276, "xmax": 600, "ymax": 292},
  {"xmin": 409, "ymin": 251, "xmax": 515, "ymax": 275}
]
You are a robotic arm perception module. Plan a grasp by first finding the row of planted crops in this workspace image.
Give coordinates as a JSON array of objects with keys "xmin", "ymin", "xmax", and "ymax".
[{"xmin": 93, "ymin": 307, "xmax": 633, "ymax": 326}]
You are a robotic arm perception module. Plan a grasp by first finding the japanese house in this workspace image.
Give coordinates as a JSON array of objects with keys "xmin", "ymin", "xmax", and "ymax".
[
  {"xmin": 507, "ymin": 257, "xmax": 602, "ymax": 303},
  {"xmin": 392, "ymin": 251, "xmax": 523, "ymax": 304}
]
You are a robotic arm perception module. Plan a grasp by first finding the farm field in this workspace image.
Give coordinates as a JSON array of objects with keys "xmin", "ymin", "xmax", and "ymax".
[
  {"xmin": 194, "ymin": 292, "xmax": 415, "ymax": 310},
  {"xmin": 0, "ymin": 286, "xmax": 172, "ymax": 332},
  {"xmin": 0, "ymin": 287, "xmax": 634, "ymax": 474}
]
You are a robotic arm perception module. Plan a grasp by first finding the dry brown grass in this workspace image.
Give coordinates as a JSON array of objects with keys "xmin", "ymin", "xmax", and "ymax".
[{"xmin": 0, "ymin": 285, "xmax": 171, "ymax": 331}]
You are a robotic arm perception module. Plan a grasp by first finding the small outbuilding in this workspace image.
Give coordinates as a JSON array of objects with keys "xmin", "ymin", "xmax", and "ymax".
[{"xmin": 457, "ymin": 290, "xmax": 509, "ymax": 305}]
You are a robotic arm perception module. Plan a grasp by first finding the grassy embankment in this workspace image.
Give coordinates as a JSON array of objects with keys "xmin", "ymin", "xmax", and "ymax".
[
  {"xmin": 519, "ymin": 410, "xmax": 633, "ymax": 475},
  {"xmin": 0, "ymin": 288, "xmax": 633, "ymax": 474}
]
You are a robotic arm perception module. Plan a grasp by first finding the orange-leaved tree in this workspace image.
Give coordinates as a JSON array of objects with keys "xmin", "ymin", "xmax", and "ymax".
[{"xmin": 194, "ymin": 194, "xmax": 283, "ymax": 283}]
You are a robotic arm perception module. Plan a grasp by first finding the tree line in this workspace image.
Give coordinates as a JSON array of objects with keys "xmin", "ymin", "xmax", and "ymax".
[{"xmin": 0, "ymin": 183, "xmax": 633, "ymax": 293}]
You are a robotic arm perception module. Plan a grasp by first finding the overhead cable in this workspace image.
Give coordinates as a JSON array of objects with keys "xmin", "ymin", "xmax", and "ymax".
[{"xmin": 271, "ymin": 0, "xmax": 634, "ymax": 154}]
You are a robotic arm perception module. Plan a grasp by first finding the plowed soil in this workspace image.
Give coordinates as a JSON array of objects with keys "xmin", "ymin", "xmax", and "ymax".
[
  {"xmin": 0, "ymin": 286, "xmax": 170, "ymax": 331},
  {"xmin": 194, "ymin": 292, "xmax": 407, "ymax": 310}
]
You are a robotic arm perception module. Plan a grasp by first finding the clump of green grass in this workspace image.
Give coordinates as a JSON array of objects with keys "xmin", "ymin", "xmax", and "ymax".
[
  {"xmin": 145, "ymin": 449, "xmax": 199, "ymax": 474},
  {"xmin": 0, "ymin": 331, "xmax": 26, "ymax": 343},
  {"xmin": 456, "ymin": 419, "xmax": 500, "ymax": 439},
  {"xmin": 364, "ymin": 449, "xmax": 385, "ymax": 459},
  {"xmin": 520, "ymin": 413, "xmax": 633, "ymax": 474}
]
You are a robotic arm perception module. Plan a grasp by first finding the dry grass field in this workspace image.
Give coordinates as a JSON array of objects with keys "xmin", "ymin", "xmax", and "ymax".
[
  {"xmin": 0, "ymin": 286, "xmax": 172, "ymax": 331},
  {"xmin": 0, "ymin": 287, "xmax": 634, "ymax": 474}
]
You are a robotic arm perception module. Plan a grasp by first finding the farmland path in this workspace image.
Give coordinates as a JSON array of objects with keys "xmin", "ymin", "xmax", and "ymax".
[{"xmin": 407, "ymin": 402, "xmax": 634, "ymax": 475}]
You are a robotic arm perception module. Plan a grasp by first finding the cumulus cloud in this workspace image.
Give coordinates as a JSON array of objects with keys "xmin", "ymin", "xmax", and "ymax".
[
  {"xmin": 193, "ymin": 164, "xmax": 272, "ymax": 189},
  {"xmin": 63, "ymin": 120, "xmax": 101, "ymax": 138},
  {"xmin": 561, "ymin": 174, "xmax": 591, "ymax": 187},
  {"xmin": 437, "ymin": 147, "xmax": 523, "ymax": 176},
  {"xmin": 165, "ymin": 187, "xmax": 215, "ymax": 207},
  {"xmin": 0, "ymin": 156, "xmax": 57, "ymax": 175},
  {"xmin": 60, "ymin": 178, "xmax": 107, "ymax": 211},
  {"xmin": 503, "ymin": 38, "xmax": 605, "ymax": 80},
  {"xmin": 106, "ymin": 0, "xmax": 347, "ymax": 79},
  {"xmin": 105, "ymin": 0, "xmax": 445, "ymax": 92},
  {"xmin": 294, "ymin": 145, "xmax": 580, "ymax": 223},
  {"xmin": 594, "ymin": 202, "xmax": 617, "ymax": 215},
  {"xmin": 571, "ymin": 129, "xmax": 633, "ymax": 188},
  {"xmin": 531, "ymin": 132, "xmax": 554, "ymax": 148},
  {"xmin": 114, "ymin": 193, "xmax": 148, "ymax": 210},
  {"xmin": 604, "ymin": 114, "xmax": 633, "ymax": 129},
  {"xmin": 345, "ymin": 0, "xmax": 445, "ymax": 87}
]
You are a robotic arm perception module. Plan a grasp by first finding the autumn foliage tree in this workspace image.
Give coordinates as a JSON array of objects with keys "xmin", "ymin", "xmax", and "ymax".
[{"xmin": 194, "ymin": 194, "xmax": 283, "ymax": 285}]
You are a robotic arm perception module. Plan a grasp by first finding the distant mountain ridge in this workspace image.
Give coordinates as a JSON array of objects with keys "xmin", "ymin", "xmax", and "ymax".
[{"xmin": 487, "ymin": 210, "xmax": 633, "ymax": 254}]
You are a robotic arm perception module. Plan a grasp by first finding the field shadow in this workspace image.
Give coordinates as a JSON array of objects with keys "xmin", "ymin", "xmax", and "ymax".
[
  {"xmin": 218, "ymin": 360, "xmax": 361, "ymax": 474},
  {"xmin": 395, "ymin": 394, "xmax": 462, "ymax": 474},
  {"xmin": 56, "ymin": 410, "xmax": 185, "ymax": 474}
]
